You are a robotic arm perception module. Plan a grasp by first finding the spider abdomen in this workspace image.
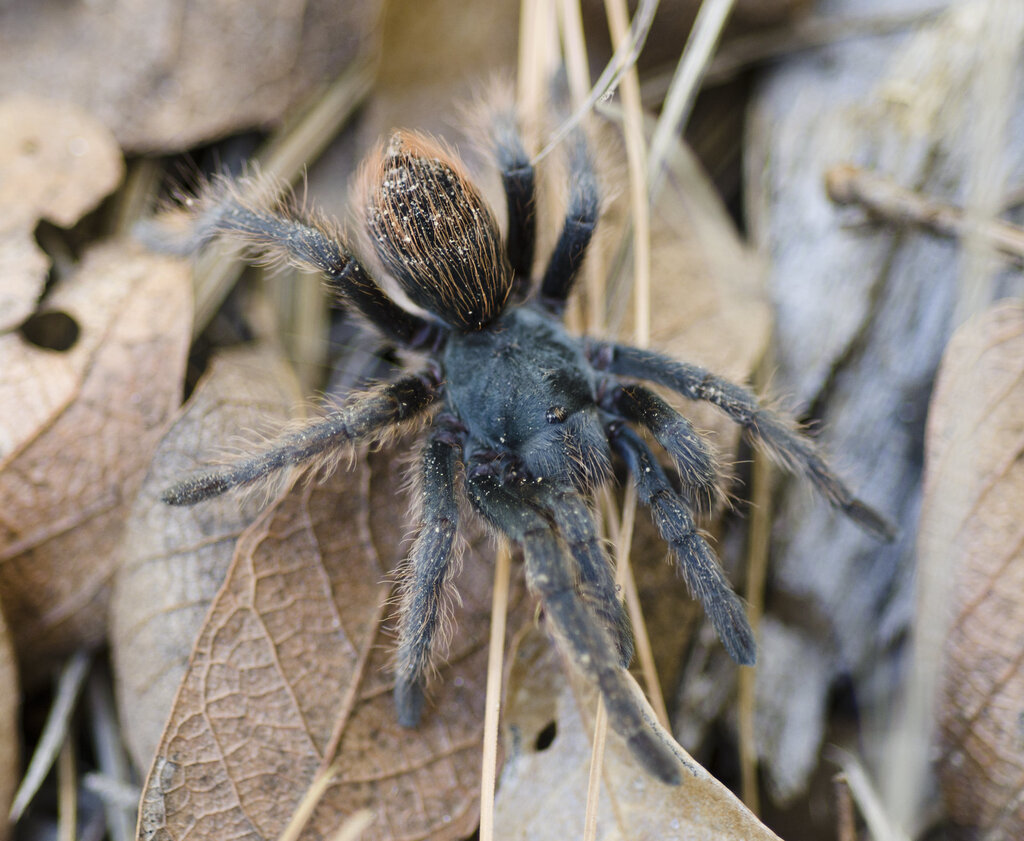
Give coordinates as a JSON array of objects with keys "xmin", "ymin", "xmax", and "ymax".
[{"xmin": 365, "ymin": 131, "xmax": 512, "ymax": 332}]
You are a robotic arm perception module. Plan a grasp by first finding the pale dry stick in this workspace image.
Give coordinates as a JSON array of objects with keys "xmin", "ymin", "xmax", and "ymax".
[
  {"xmin": 826, "ymin": 163, "xmax": 1024, "ymax": 263},
  {"xmin": 557, "ymin": 0, "xmax": 591, "ymax": 106},
  {"xmin": 191, "ymin": 60, "xmax": 374, "ymax": 336},
  {"xmin": 516, "ymin": 0, "xmax": 545, "ymax": 125},
  {"xmin": 605, "ymin": 0, "xmax": 652, "ymax": 350},
  {"xmin": 647, "ymin": 0, "xmax": 735, "ymax": 200},
  {"xmin": 274, "ymin": 760, "xmax": 374, "ymax": 841},
  {"xmin": 534, "ymin": 0, "xmax": 660, "ymax": 165},
  {"xmin": 638, "ymin": 8, "xmax": 949, "ymax": 103},
  {"xmin": 113, "ymin": 157, "xmax": 163, "ymax": 236},
  {"xmin": 327, "ymin": 810, "xmax": 375, "ymax": 841},
  {"xmin": 583, "ymin": 699, "xmax": 609, "ymax": 839},
  {"xmin": 57, "ymin": 734, "xmax": 76, "ymax": 841},
  {"xmin": 87, "ymin": 669, "xmax": 135, "ymax": 841},
  {"xmin": 479, "ymin": 539, "xmax": 513, "ymax": 841},
  {"xmin": 737, "ymin": 447, "xmax": 772, "ymax": 814},
  {"xmin": 581, "ymin": 3, "xmax": 653, "ymax": 836},
  {"xmin": 556, "ymin": 0, "xmax": 605, "ymax": 333},
  {"xmin": 828, "ymin": 747, "xmax": 910, "ymax": 841},
  {"xmin": 277, "ymin": 764, "xmax": 337, "ymax": 841},
  {"xmin": 834, "ymin": 773, "xmax": 857, "ymax": 841},
  {"xmin": 10, "ymin": 651, "xmax": 90, "ymax": 822}
]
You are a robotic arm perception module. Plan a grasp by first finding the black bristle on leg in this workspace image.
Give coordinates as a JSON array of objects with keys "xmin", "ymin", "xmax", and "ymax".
[
  {"xmin": 182, "ymin": 183, "xmax": 442, "ymax": 349},
  {"xmin": 601, "ymin": 381, "xmax": 722, "ymax": 513},
  {"xmin": 489, "ymin": 108, "xmax": 537, "ymax": 299},
  {"xmin": 610, "ymin": 424, "xmax": 756, "ymax": 667},
  {"xmin": 394, "ymin": 425, "xmax": 463, "ymax": 726},
  {"xmin": 161, "ymin": 372, "xmax": 440, "ymax": 505},
  {"xmin": 538, "ymin": 127, "xmax": 599, "ymax": 309},
  {"xmin": 531, "ymin": 484, "xmax": 634, "ymax": 667},
  {"xmin": 590, "ymin": 340, "xmax": 897, "ymax": 542},
  {"xmin": 465, "ymin": 469, "xmax": 683, "ymax": 786}
]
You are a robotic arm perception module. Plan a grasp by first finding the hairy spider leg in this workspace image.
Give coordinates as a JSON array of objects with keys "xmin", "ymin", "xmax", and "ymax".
[
  {"xmin": 589, "ymin": 341, "xmax": 898, "ymax": 541},
  {"xmin": 600, "ymin": 382, "xmax": 722, "ymax": 514},
  {"xmin": 464, "ymin": 469, "xmax": 683, "ymax": 786},
  {"xmin": 609, "ymin": 424, "xmax": 757, "ymax": 666},
  {"xmin": 530, "ymin": 483, "xmax": 634, "ymax": 667},
  {"xmin": 162, "ymin": 372, "xmax": 440, "ymax": 506},
  {"xmin": 196, "ymin": 188, "xmax": 442, "ymax": 349},
  {"xmin": 488, "ymin": 107, "xmax": 537, "ymax": 301},
  {"xmin": 393, "ymin": 426, "xmax": 462, "ymax": 727},
  {"xmin": 538, "ymin": 125, "xmax": 600, "ymax": 309}
]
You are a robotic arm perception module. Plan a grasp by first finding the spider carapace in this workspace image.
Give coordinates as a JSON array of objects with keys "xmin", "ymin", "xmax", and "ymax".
[{"xmin": 159, "ymin": 109, "xmax": 895, "ymax": 785}]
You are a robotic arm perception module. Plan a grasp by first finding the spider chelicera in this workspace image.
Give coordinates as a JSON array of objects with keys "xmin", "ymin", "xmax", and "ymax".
[{"xmin": 158, "ymin": 108, "xmax": 894, "ymax": 785}]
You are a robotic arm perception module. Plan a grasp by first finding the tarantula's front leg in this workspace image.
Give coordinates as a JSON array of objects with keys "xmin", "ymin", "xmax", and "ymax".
[
  {"xmin": 163, "ymin": 371, "xmax": 440, "ymax": 505},
  {"xmin": 146, "ymin": 174, "xmax": 442, "ymax": 349},
  {"xmin": 393, "ymin": 418, "xmax": 464, "ymax": 727},
  {"xmin": 589, "ymin": 341, "xmax": 896, "ymax": 541},
  {"xmin": 465, "ymin": 470, "xmax": 682, "ymax": 785},
  {"xmin": 538, "ymin": 126, "xmax": 599, "ymax": 310},
  {"xmin": 609, "ymin": 424, "xmax": 756, "ymax": 666},
  {"xmin": 488, "ymin": 107, "xmax": 536, "ymax": 300},
  {"xmin": 600, "ymin": 381, "xmax": 722, "ymax": 513}
]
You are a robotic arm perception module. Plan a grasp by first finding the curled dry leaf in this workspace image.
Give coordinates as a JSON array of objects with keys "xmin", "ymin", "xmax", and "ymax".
[
  {"xmin": 0, "ymin": 600, "xmax": 17, "ymax": 841},
  {"xmin": 495, "ymin": 625, "xmax": 781, "ymax": 841},
  {"xmin": 138, "ymin": 444, "xmax": 525, "ymax": 841},
  {"xmin": 0, "ymin": 1, "xmax": 380, "ymax": 153},
  {"xmin": 111, "ymin": 345, "xmax": 302, "ymax": 772},
  {"xmin": 0, "ymin": 240, "xmax": 192, "ymax": 674},
  {"xmin": 0, "ymin": 96, "xmax": 123, "ymax": 332},
  {"xmin": 925, "ymin": 302, "xmax": 1024, "ymax": 834}
]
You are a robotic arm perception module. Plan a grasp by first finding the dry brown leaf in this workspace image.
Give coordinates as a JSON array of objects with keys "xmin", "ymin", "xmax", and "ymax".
[
  {"xmin": 0, "ymin": 240, "xmax": 191, "ymax": 674},
  {"xmin": 923, "ymin": 302, "xmax": 1024, "ymax": 834},
  {"xmin": 111, "ymin": 345, "xmax": 303, "ymax": 772},
  {"xmin": 0, "ymin": 599, "xmax": 18, "ymax": 841},
  {"xmin": 0, "ymin": 96, "xmax": 123, "ymax": 333},
  {"xmin": 0, "ymin": 2, "xmax": 381, "ymax": 153},
  {"xmin": 138, "ymin": 445, "xmax": 525, "ymax": 841},
  {"xmin": 496, "ymin": 625, "xmax": 781, "ymax": 840}
]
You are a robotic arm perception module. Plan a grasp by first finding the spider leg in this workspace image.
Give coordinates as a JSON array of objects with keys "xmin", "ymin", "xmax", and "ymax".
[
  {"xmin": 162, "ymin": 371, "xmax": 440, "ymax": 505},
  {"xmin": 599, "ymin": 380, "xmax": 722, "ymax": 513},
  {"xmin": 609, "ymin": 423, "xmax": 756, "ymax": 666},
  {"xmin": 465, "ymin": 469, "xmax": 682, "ymax": 785},
  {"xmin": 589, "ymin": 341, "xmax": 897, "ymax": 541},
  {"xmin": 532, "ymin": 484, "xmax": 633, "ymax": 667},
  {"xmin": 394, "ymin": 419, "xmax": 464, "ymax": 726},
  {"xmin": 538, "ymin": 125, "xmax": 599, "ymax": 310},
  {"xmin": 177, "ymin": 177, "xmax": 442, "ymax": 349},
  {"xmin": 488, "ymin": 107, "xmax": 536, "ymax": 301}
]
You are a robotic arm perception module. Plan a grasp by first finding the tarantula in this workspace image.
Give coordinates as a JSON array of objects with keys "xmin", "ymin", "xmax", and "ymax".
[{"xmin": 159, "ymin": 109, "xmax": 894, "ymax": 785}]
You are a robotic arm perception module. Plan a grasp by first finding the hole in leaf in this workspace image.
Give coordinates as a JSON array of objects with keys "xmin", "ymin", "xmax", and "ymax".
[
  {"xmin": 534, "ymin": 720, "xmax": 557, "ymax": 752},
  {"xmin": 20, "ymin": 311, "xmax": 80, "ymax": 351}
]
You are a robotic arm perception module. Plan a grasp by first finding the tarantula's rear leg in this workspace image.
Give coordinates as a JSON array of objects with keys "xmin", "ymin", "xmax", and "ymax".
[
  {"xmin": 163, "ymin": 371, "xmax": 440, "ymax": 505},
  {"xmin": 393, "ymin": 420, "xmax": 463, "ymax": 726},
  {"xmin": 589, "ymin": 341, "xmax": 897, "ymax": 541},
  {"xmin": 532, "ymin": 484, "xmax": 633, "ymax": 666},
  {"xmin": 609, "ymin": 424, "xmax": 756, "ymax": 666},
  {"xmin": 465, "ymin": 470, "xmax": 682, "ymax": 785}
]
